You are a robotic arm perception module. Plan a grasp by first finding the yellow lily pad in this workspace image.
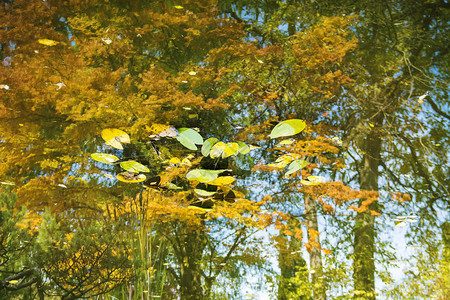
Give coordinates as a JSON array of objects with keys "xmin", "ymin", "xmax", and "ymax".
[{"xmin": 116, "ymin": 172, "xmax": 146, "ymax": 183}]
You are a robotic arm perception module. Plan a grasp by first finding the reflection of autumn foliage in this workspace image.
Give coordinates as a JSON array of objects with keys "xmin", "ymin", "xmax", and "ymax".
[{"xmin": 36, "ymin": 214, "xmax": 131, "ymax": 299}]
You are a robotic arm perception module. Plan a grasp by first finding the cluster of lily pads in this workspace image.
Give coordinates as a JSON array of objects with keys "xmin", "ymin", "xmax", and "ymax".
[
  {"xmin": 90, "ymin": 119, "xmax": 324, "ymax": 187},
  {"xmin": 90, "ymin": 129, "xmax": 149, "ymax": 183}
]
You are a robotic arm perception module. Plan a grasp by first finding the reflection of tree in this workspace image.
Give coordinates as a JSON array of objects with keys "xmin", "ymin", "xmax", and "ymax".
[
  {"xmin": 0, "ymin": 191, "xmax": 44, "ymax": 299},
  {"xmin": 35, "ymin": 212, "xmax": 131, "ymax": 299}
]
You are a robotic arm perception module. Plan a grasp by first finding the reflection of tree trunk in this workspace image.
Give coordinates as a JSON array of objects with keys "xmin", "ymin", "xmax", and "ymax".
[
  {"xmin": 176, "ymin": 227, "xmax": 206, "ymax": 300},
  {"xmin": 353, "ymin": 121, "xmax": 382, "ymax": 300},
  {"xmin": 277, "ymin": 228, "xmax": 308, "ymax": 300},
  {"xmin": 304, "ymin": 194, "xmax": 326, "ymax": 300}
]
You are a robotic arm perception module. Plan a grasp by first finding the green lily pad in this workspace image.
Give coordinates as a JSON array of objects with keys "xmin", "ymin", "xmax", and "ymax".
[
  {"xmin": 201, "ymin": 137, "xmax": 219, "ymax": 157},
  {"xmin": 194, "ymin": 189, "xmax": 217, "ymax": 197},
  {"xmin": 285, "ymin": 160, "xmax": 307, "ymax": 176},
  {"xmin": 120, "ymin": 161, "xmax": 150, "ymax": 173},
  {"xmin": 176, "ymin": 128, "xmax": 203, "ymax": 150},
  {"xmin": 210, "ymin": 142, "xmax": 240, "ymax": 158},
  {"xmin": 91, "ymin": 153, "xmax": 119, "ymax": 164},
  {"xmin": 269, "ymin": 119, "xmax": 306, "ymax": 139},
  {"xmin": 237, "ymin": 141, "xmax": 250, "ymax": 154},
  {"xmin": 210, "ymin": 142, "xmax": 227, "ymax": 158},
  {"xmin": 186, "ymin": 169, "xmax": 227, "ymax": 183}
]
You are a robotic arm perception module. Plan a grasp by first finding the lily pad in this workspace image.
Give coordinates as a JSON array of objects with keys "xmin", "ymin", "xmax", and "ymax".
[
  {"xmin": 210, "ymin": 142, "xmax": 240, "ymax": 158},
  {"xmin": 268, "ymin": 154, "xmax": 294, "ymax": 168},
  {"xmin": 301, "ymin": 175, "xmax": 326, "ymax": 185},
  {"xmin": 207, "ymin": 176, "xmax": 235, "ymax": 186},
  {"xmin": 285, "ymin": 159, "xmax": 308, "ymax": 176},
  {"xmin": 194, "ymin": 189, "xmax": 217, "ymax": 197},
  {"xmin": 101, "ymin": 128, "xmax": 130, "ymax": 150},
  {"xmin": 276, "ymin": 139, "xmax": 295, "ymax": 147},
  {"xmin": 237, "ymin": 141, "xmax": 250, "ymax": 154},
  {"xmin": 176, "ymin": 128, "xmax": 203, "ymax": 150},
  {"xmin": 186, "ymin": 169, "xmax": 227, "ymax": 183},
  {"xmin": 269, "ymin": 119, "xmax": 306, "ymax": 139},
  {"xmin": 91, "ymin": 153, "xmax": 119, "ymax": 164},
  {"xmin": 210, "ymin": 142, "xmax": 227, "ymax": 158},
  {"xmin": 201, "ymin": 137, "xmax": 219, "ymax": 157},
  {"xmin": 120, "ymin": 161, "xmax": 150, "ymax": 173},
  {"xmin": 116, "ymin": 172, "xmax": 146, "ymax": 183}
]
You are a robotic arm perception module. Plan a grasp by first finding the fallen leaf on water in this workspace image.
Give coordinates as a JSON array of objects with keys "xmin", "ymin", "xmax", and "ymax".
[
  {"xmin": 0, "ymin": 181, "xmax": 15, "ymax": 185},
  {"xmin": 38, "ymin": 39, "xmax": 59, "ymax": 46},
  {"xmin": 101, "ymin": 37, "xmax": 112, "ymax": 44}
]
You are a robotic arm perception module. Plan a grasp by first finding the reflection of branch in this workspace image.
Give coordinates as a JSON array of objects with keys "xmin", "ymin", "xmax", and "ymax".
[
  {"xmin": 210, "ymin": 226, "xmax": 259, "ymax": 280},
  {"xmin": 379, "ymin": 159, "xmax": 409, "ymax": 190},
  {"xmin": 395, "ymin": 133, "xmax": 441, "ymax": 201},
  {"xmin": 426, "ymin": 97, "xmax": 450, "ymax": 121},
  {"xmin": 1, "ymin": 267, "xmax": 44, "ymax": 299},
  {"xmin": 225, "ymin": 10, "xmax": 265, "ymax": 38}
]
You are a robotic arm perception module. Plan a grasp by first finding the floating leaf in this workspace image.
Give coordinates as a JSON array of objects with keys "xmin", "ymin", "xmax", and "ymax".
[
  {"xmin": 194, "ymin": 189, "xmax": 217, "ymax": 197},
  {"xmin": 91, "ymin": 153, "xmax": 119, "ymax": 164},
  {"xmin": 301, "ymin": 175, "xmax": 326, "ymax": 185},
  {"xmin": 104, "ymin": 173, "xmax": 115, "ymax": 179},
  {"xmin": 159, "ymin": 127, "xmax": 179, "ymax": 138},
  {"xmin": 186, "ymin": 169, "xmax": 227, "ymax": 183},
  {"xmin": 176, "ymin": 134, "xmax": 196, "ymax": 150},
  {"xmin": 285, "ymin": 160, "xmax": 307, "ymax": 176},
  {"xmin": 237, "ymin": 141, "xmax": 250, "ymax": 154},
  {"xmin": 181, "ymin": 157, "xmax": 192, "ymax": 166},
  {"xmin": 57, "ymin": 184, "xmax": 67, "ymax": 188},
  {"xmin": 120, "ymin": 161, "xmax": 150, "ymax": 173},
  {"xmin": 116, "ymin": 172, "xmax": 146, "ymax": 183},
  {"xmin": 210, "ymin": 142, "xmax": 239, "ymax": 158},
  {"xmin": 418, "ymin": 92, "xmax": 428, "ymax": 103},
  {"xmin": 101, "ymin": 129, "xmax": 130, "ymax": 150},
  {"xmin": 7, "ymin": 280, "xmax": 19, "ymax": 285},
  {"xmin": 268, "ymin": 154, "xmax": 294, "ymax": 168},
  {"xmin": 178, "ymin": 128, "xmax": 203, "ymax": 144},
  {"xmin": 269, "ymin": 119, "xmax": 306, "ymax": 139},
  {"xmin": 395, "ymin": 221, "xmax": 407, "ymax": 227},
  {"xmin": 55, "ymin": 82, "xmax": 65, "ymax": 90},
  {"xmin": 176, "ymin": 128, "xmax": 203, "ymax": 150},
  {"xmin": 393, "ymin": 215, "xmax": 418, "ymax": 225},
  {"xmin": 331, "ymin": 137, "xmax": 343, "ymax": 146},
  {"xmin": 249, "ymin": 144, "xmax": 261, "ymax": 150},
  {"xmin": 188, "ymin": 71, "xmax": 197, "ymax": 75},
  {"xmin": 188, "ymin": 205, "xmax": 212, "ymax": 212},
  {"xmin": 38, "ymin": 39, "xmax": 59, "ymax": 46},
  {"xmin": 276, "ymin": 139, "xmax": 295, "ymax": 147},
  {"xmin": 101, "ymin": 37, "xmax": 112, "ymax": 44},
  {"xmin": 1, "ymin": 181, "xmax": 15, "ymax": 185},
  {"xmin": 168, "ymin": 157, "xmax": 181, "ymax": 165},
  {"xmin": 207, "ymin": 176, "xmax": 235, "ymax": 186},
  {"xmin": 201, "ymin": 137, "xmax": 219, "ymax": 157},
  {"xmin": 368, "ymin": 123, "xmax": 374, "ymax": 128},
  {"xmin": 174, "ymin": 5, "xmax": 184, "ymax": 9},
  {"xmin": 210, "ymin": 142, "xmax": 227, "ymax": 158},
  {"xmin": 166, "ymin": 182, "xmax": 182, "ymax": 190},
  {"xmin": 223, "ymin": 142, "xmax": 239, "ymax": 158}
]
